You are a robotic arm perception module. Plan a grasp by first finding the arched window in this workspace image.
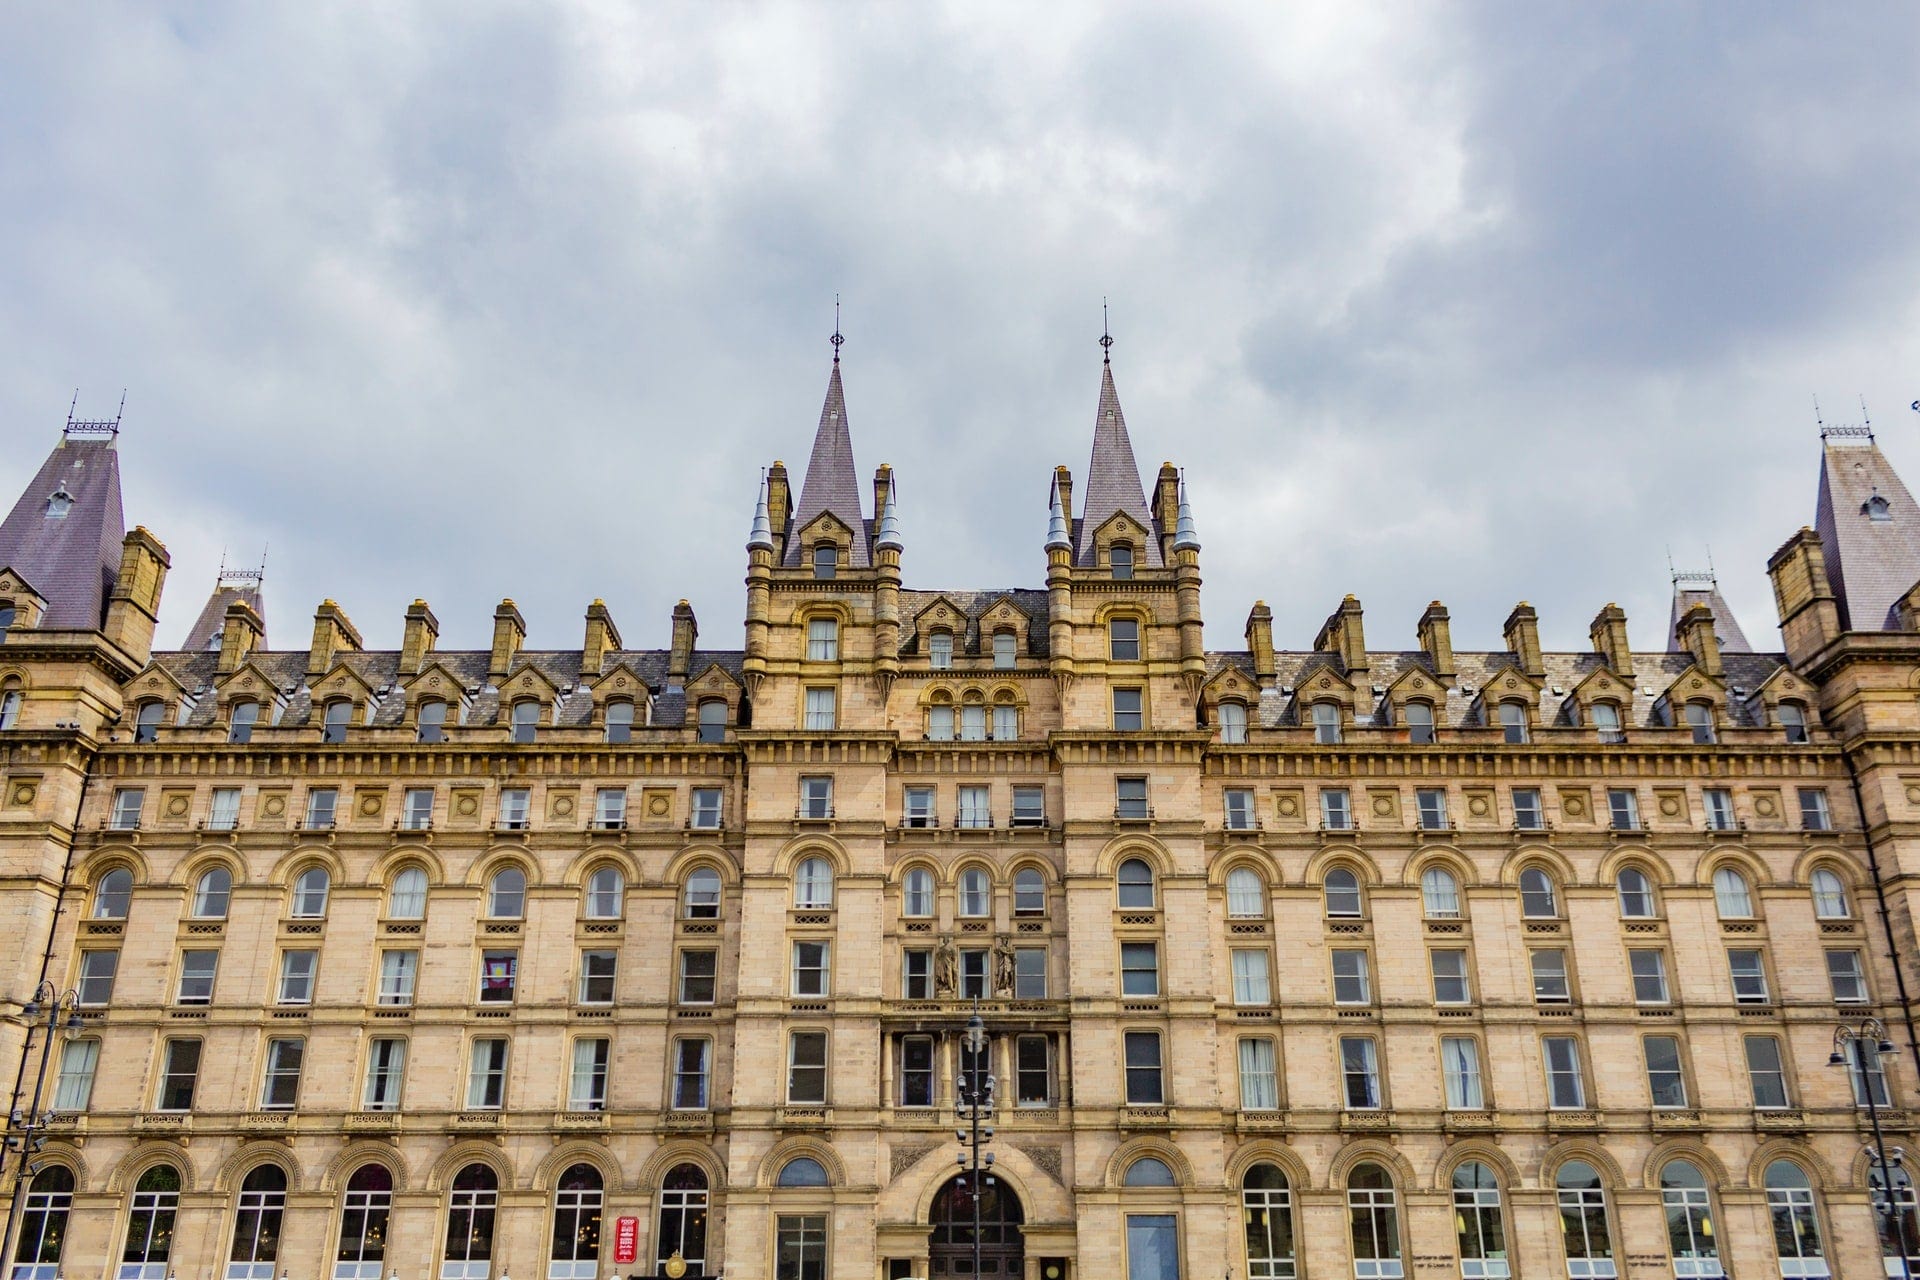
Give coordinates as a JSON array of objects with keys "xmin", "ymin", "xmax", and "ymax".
[
  {"xmin": 807, "ymin": 617, "xmax": 839, "ymax": 662},
  {"xmin": 584, "ymin": 866, "xmax": 624, "ymax": 919},
  {"xmin": 958, "ymin": 868, "xmax": 991, "ymax": 918},
  {"xmin": 488, "ymin": 867, "xmax": 527, "ymax": 919},
  {"xmin": 120, "ymin": 1165, "xmax": 182, "ymax": 1280},
  {"xmin": 696, "ymin": 699, "xmax": 727, "ymax": 744},
  {"xmin": 228, "ymin": 1165, "xmax": 288, "ymax": 1280},
  {"xmin": 1403, "ymin": 700, "xmax": 1436, "ymax": 744},
  {"xmin": 442, "ymin": 1164, "xmax": 499, "ymax": 1280},
  {"xmin": 510, "ymin": 700, "xmax": 540, "ymax": 744},
  {"xmin": 334, "ymin": 1164, "xmax": 393, "ymax": 1280},
  {"xmin": 777, "ymin": 1157, "xmax": 829, "ymax": 1188},
  {"xmin": 1116, "ymin": 858, "xmax": 1155, "ymax": 909},
  {"xmin": 1519, "ymin": 867, "xmax": 1559, "ymax": 919},
  {"xmin": 1109, "ymin": 543, "xmax": 1134, "ymax": 579},
  {"xmin": 133, "ymin": 700, "xmax": 165, "ymax": 744},
  {"xmin": 1498, "ymin": 700, "xmax": 1529, "ymax": 744},
  {"xmin": 1554, "ymin": 1160, "xmax": 1613, "ymax": 1277},
  {"xmin": 1242, "ymin": 1163, "xmax": 1294, "ymax": 1280},
  {"xmin": 1778, "ymin": 702, "xmax": 1810, "ymax": 744},
  {"xmin": 1347, "ymin": 1163, "xmax": 1401, "ymax": 1279},
  {"xmin": 929, "ymin": 630, "xmax": 954, "ymax": 670},
  {"xmin": 1712, "ymin": 867, "xmax": 1753, "ymax": 919},
  {"xmin": 1013, "ymin": 868, "xmax": 1046, "ymax": 917},
  {"xmin": 902, "ymin": 867, "xmax": 934, "ymax": 918},
  {"xmin": 1684, "ymin": 702, "xmax": 1716, "ymax": 745},
  {"xmin": 1324, "ymin": 867, "xmax": 1363, "ymax": 918},
  {"xmin": 416, "ymin": 699, "xmax": 447, "ymax": 744},
  {"xmin": 13, "ymin": 1165, "xmax": 74, "ymax": 1280},
  {"xmin": 1, "ymin": 688, "xmax": 26, "ymax": 732},
  {"xmin": 603, "ymin": 701, "xmax": 634, "ymax": 745},
  {"xmin": 794, "ymin": 857, "xmax": 833, "ymax": 909},
  {"xmin": 1312, "ymin": 701, "xmax": 1343, "ymax": 745},
  {"xmin": 291, "ymin": 868, "xmax": 330, "ymax": 918},
  {"xmin": 655, "ymin": 1164, "xmax": 709, "ymax": 1274},
  {"xmin": 1123, "ymin": 1157, "xmax": 1175, "ymax": 1187},
  {"xmin": 1219, "ymin": 701, "xmax": 1249, "ymax": 744},
  {"xmin": 928, "ymin": 701, "xmax": 955, "ymax": 741},
  {"xmin": 993, "ymin": 631, "xmax": 1017, "ymax": 669},
  {"xmin": 1763, "ymin": 1162, "xmax": 1827, "ymax": 1275},
  {"xmin": 1591, "ymin": 701, "xmax": 1624, "ymax": 744},
  {"xmin": 1869, "ymin": 1166, "xmax": 1920, "ymax": 1277},
  {"xmin": 321, "ymin": 700, "xmax": 352, "ymax": 744},
  {"xmin": 549, "ymin": 1164, "xmax": 603, "ymax": 1280},
  {"xmin": 388, "ymin": 867, "xmax": 428, "ymax": 920},
  {"xmin": 812, "ymin": 544, "xmax": 837, "ymax": 580},
  {"xmin": 192, "ymin": 867, "xmax": 232, "ymax": 919},
  {"xmin": 1811, "ymin": 868, "xmax": 1851, "ymax": 920},
  {"xmin": 992, "ymin": 697, "xmax": 1019, "ymax": 741},
  {"xmin": 1616, "ymin": 868, "xmax": 1656, "ymax": 918},
  {"xmin": 1659, "ymin": 1161, "xmax": 1719, "ymax": 1276},
  {"xmin": 1226, "ymin": 867, "xmax": 1265, "ymax": 918},
  {"xmin": 1421, "ymin": 867, "xmax": 1461, "ymax": 919},
  {"xmin": 93, "ymin": 867, "xmax": 133, "ymax": 920},
  {"xmin": 960, "ymin": 701, "xmax": 987, "ymax": 742},
  {"xmin": 1451, "ymin": 1162, "xmax": 1507, "ymax": 1278},
  {"xmin": 228, "ymin": 700, "xmax": 260, "ymax": 744},
  {"xmin": 684, "ymin": 867, "xmax": 722, "ymax": 919}
]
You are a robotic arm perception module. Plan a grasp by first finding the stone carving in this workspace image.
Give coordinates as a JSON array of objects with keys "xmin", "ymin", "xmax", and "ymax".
[
  {"xmin": 890, "ymin": 1143, "xmax": 935, "ymax": 1180},
  {"xmin": 1013, "ymin": 1142, "xmax": 1063, "ymax": 1184},
  {"xmin": 993, "ymin": 935, "xmax": 1015, "ymax": 996},
  {"xmin": 934, "ymin": 936, "xmax": 957, "ymax": 996}
]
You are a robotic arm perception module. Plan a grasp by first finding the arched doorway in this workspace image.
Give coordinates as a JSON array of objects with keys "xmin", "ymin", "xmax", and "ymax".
[{"xmin": 929, "ymin": 1175, "xmax": 1024, "ymax": 1277}]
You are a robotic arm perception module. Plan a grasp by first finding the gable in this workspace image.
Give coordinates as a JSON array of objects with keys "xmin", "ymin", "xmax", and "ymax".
[
  {"xmin": 309, "ymin": 661, "xmax": 377, "ymax": 705},
  {"xmin": 500, "ymin": 662, "xmax": 561, "ymax": 704}
]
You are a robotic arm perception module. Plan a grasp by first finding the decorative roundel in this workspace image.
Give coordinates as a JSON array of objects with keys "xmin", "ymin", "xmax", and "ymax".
[
  {"xmin": 428, "ymin": 676, "xmax": 441, "ymax": 688},
  {"xmin": 456, "ymin": 796, "xmax": 478, "ymax": 816},
  {"xmin": 615, "ymin": 677, "xmax": 628, "ymax": 689},
  {"xmin": 1564, "ymin": 795, "xmax": 1585, "ymax": 817},
  {"xmin": 145, "ymin": 676, "xmax": 160, "ymax": 688},
  {"xmin": 1504, "ymin": 678, "xmax": 1517, "ymax": 689},
  {"xmin": 649, "ymin": 795, "xmax": 671, "ymax": 816},
  {"xmin": 262, "ymin": 796, "xmax": 286, "ymax": 817},
  {"xmin": 11, "ymin": 783, "xmax": 35, "ymax": 806},
  {"xmin": 1659, "ymin": 796, "xmax": 1681, "ymax": 817},
  {"xmin": 1411, "ymin": 677, "xmax": 1424, "ymax": 689},
  {"xmin": 553, "ymin": 797, "xmax": 575, "ymax": 818},
  {"xmin": 360, "ymin": 795, "xmax": 381, "ymax": 816},
  {"xmin": 1372, "ymin": 796, "xmax": 1394, "ymax": 816},
  {"xmin": 1468, "ymin": 797, "xmax": 1489, "ymax": 817},
  {"xmin": 1690, "ymin": 678, "xmax": 1703, "ymax": 689},
  {"xmin": 1276, "ymin": 796, "xmax": 1299, "ymax": 817},
  {"xmin": 520, "ymin": 676, "xmax": 534, "ymax": 689},
  {"xmin": 1318, "ymin": 677, "xmax": 1332, "ymax": 689},
  {"xmin": 166, "ymin": 795, "xmax": 190, "ymax": 817},
  {"xmin": 1756, "ymin": 795, "xmax": 1778, "ymax": 817}
]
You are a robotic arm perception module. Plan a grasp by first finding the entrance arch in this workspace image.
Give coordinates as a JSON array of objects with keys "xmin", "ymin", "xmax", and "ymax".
[{"xmin": 929, "ymin": 1174, "xmax": 1024, "ymax": 1277}]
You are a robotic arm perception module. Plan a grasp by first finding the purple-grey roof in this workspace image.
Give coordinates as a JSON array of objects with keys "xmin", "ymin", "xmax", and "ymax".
[
  {"xmin": 182, "ymin": 582, "xmax": 266, "ymax": 653},
  {"xmin": 1667, "ymin": 579, "xmax": 1752, "ymax": 653},
  {"xmin": 1074, "ymin": 363, "xmax": 1163, "ymax": 568},
  {"xmin": 782, "ymin": 362, "xmax": 870, "ymax": 568},
  {"xmin": 0, "ymin": 433, "xmax": 125, "ymax": 629},
  {"xmin": 1814, "ymin": 436, "xmax": 1920, "ymax": 631}
]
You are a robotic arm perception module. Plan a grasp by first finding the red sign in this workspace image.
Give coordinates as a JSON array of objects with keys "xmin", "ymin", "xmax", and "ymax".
[{"xmin": 614, "ymin": 1216, "xmax": 639, "ymax": 1265}]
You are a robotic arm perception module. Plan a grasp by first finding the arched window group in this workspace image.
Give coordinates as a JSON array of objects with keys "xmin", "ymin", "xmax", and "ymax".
[{"xmin": 899, "ymin": 864, "xmax": 1047, "ymax": 920}]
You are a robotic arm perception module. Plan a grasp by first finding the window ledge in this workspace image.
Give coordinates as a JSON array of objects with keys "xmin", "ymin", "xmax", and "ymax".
[
  {"xmin": 1234, "ymin": 1110, "xmax": 1290, "ymax": 1133},
  {"xmin": 346, "ymin": 1111, "xmax": 398, "ymax": 1131},
  {"xmin": 776, "ymin": 1106, "xmax": 830, "ymax": 1127},
  {"xmin": 453, "ymin": 1111, "xmax": 502, "ymax": 1128},
  {"xmin": 1339, "ymin": 1110, "xmax": 1394, "ymax": 1132},
  {"xmin": 1443, "ymin": 1109, "xmax": 1499, "ymax": 1132},
  {"xmin": 1546, "ymin": 1109, "xmax": 1604, "ymax": 1131},
  {"xmin": 1650, "ymin": 1108, "xmax": 1703, "ymax": 1129}
]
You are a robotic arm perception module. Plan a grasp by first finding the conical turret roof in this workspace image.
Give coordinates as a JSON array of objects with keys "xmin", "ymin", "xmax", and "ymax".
[
  {"xmin": 1074, "ymin": 363, "xmax": 1162, "ymax": 568},
  {"xmin": 782, "ymin": 362, "xmax": 870, "ymax": 567},
  {"xmin": 0, "ymin": 428, "xmax": 125, "ymax": 629},
  {"xmin": 1814, "ymin": 430, "xmax": 1920, "ymax": 631}
]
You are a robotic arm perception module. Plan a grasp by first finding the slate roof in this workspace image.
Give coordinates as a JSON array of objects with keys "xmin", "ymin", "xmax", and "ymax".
[
  {"xmin": 1815, "ymin": 436, "xmax": 1920, "ymax": 631},
  {"xmin": 182, "ymin": 581, "xmax": 266, "ymax": 653},
  {"xmin": 1667, "ymin": 578, "xmax": 1752, "ymax": 653},
  {"xmin": 782, "ymin": 362, "xmax": 871, "ymax": 568},
  {"xmin": 898, "ymin": 589, "xmax": 1052, "ymax": 657},
  {"xmin": 1074, "ymin": 363, "xmax": 1164, "ymax": 569},
  {"xmin": 0, "ymin": 433, "xmax": 124, "ymax": 629}
]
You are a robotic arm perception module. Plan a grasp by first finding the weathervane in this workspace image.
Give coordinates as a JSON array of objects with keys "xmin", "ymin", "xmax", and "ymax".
[
  {"xmin": 831, "ymin": 295, "xmax": 844, "ymax": 363},
  {"xmin": 1100, "ymin": 297, "xmax": 1113, "ymax": 364}
]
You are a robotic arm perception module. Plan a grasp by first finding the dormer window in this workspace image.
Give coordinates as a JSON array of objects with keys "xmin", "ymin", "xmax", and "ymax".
[
  {"xmin": 417, "ymin": 699, "xmax": 448, "ymax": 744},
  {"xmin": 44, "ymin": 489, "xmax": 72, "ymax": 519},
  {"xmin": 1684, "ymin": 701, "xmax": 1716, "ymax": 745},
  {"xmin": 510, "ymin": 699, "xmax": 539, "ymax": 744},
  {"xmin": 1218, "ymin": 701, "xmax": 1248, "ymax": 744},
  {"xmin": 1498, "ymin": 700, "xmax": 1529, "ymax": 745},
  {"xmin": 1311, "ymin": 701, "xmax": 1343, "ymax": 745},
  {"xmin": 320, "ymin": 699, "xmax": 352, "ymax": 744},
  {"xmin": 1591, "ymin": 701, "xmax": 1625, "ymax": 745},
  {"xmin": 992, "ymin": 631, "xmax": 1016, "ymax": 669},
  {"xmin": 0, "ymin": 606, "xmax": 14, "ymax": 643},
  {"xmin": 1110, "ymin": 544, "xmax": 1134, "ymax": 580},
  {"xmin": 1777, "ymin": 702, "xmax": 1809, "ymax": 745},
  {"xmin": 1404, "ymin": 701, "xmax": 1436, "ymax": 745},
  {"xmin": 1866, "ymin": 494, "xmax": 1893, "ymax": 521},
  {"xmin": 133, "ymin": 700, "xmax": 165, "ymax": 744},
  {"xmin": 812, "ymin": 545, "xmax": 837, "ymax": 580},
  {"xmin": 604, "ymin": 700, "xmax": 634, "ymax": 744},
  {"xmin": 228, "ymin": 700, "xmax": 260, "ymax": 744},
  {"xmin": 929, "ymin": 630, "xmax": 953, "ymax": 670}
]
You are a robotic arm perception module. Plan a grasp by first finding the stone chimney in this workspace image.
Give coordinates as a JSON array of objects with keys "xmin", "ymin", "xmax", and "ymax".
[
  {"xmin": 1589, "ymin": 603, "xmax": 1633, "ymax": 675},
  {"xmin": 1417, "ymin": 602, "xmax": 1455, "ymax": 681},
  {"xmin": 1767, "ymin": 527, "xmax": 1842, "ymax": 667},
  {"xmin": 101, "ymin": 527, "xmax": 171, "ymax": 663},
  {"xmin": 669, "ymin": 600, "xmax": 698, "ymax": 684},
  {"xmin": 308, "ymin": 600, "xmax": 362, "ymax": 678},
  {"xmin": 489, "ymin": 600, "xmax": 526, "ymax": 680},
  {"xmin": 216, "ymin": 600, "xmax": 264, "ymax": 675},
  {"xmin": 582, "ymin": 600, "xmax": 621, "ymax": 677},
  {"xmin": 401, "ymin": 600, "xmax": 439, "ymax": 675},
  {"xmin": 1244, "ymin": 601, "xmax": 1276, "ymax": 687},
  {"xmin": 1503, "ymin": 602, "xmax": 1544, "ymax": 678},
  {"xmin": 1674, "ymin": 602, "xmax": 1723, "ymax": 678}
]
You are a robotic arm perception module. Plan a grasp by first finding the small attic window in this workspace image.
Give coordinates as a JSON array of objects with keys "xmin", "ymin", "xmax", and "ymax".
[
  {"xmin": 1865, "ymin": 494, "xmax": 1892, "ymax": 521},
  {"xmin": 1110, "ymin": 544, "xmax": 1134, "ymax": 580},
  {"xmin": 812, "ymin": 544, "xmax": 837, "ymax": 580},
  {"xmin": 44, "ymin": 489, "xmax": 73, "ymax": 519}
]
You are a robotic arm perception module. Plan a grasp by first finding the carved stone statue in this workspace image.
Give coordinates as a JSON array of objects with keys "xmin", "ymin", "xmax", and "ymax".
[
  {"xmin": 993, "ymin": 934, "xmax": 1016, "ymax": 995},
  {"xmin": 934, "ymin": 935, "xmax": 958, "ymax": 996}
]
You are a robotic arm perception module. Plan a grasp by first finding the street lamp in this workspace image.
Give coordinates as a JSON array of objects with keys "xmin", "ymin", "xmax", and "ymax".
[
  {"xmin": 1, "ymin": 983, "xmax": 84, "ymax": 1277},
  {"xmin": 955, "ymin": 1007, "xmax": 996, "ymax": 1280},
  {"xmin": 1830, "ymin": 1017, "xmax": 1913, "ymax": 1280}
]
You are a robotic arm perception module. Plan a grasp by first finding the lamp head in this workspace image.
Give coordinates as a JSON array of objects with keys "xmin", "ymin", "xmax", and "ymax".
[
  {"xmin": 1829, "ymin": 1050, "xmax": 1847, "ymax": 1067},
  {"xmin": 964, "ymin": 1012, "xmax": 987, "ymax": 1054},
  {"xmin": 1880, "ymin": 1040, "xmax": 1897, "ymax": 1055}
]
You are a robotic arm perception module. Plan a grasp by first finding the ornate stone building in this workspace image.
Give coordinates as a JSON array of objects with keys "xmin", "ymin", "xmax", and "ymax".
[{"xmin": 1, "ymin": 358, "xmax": 1918, "ymax": 1280}]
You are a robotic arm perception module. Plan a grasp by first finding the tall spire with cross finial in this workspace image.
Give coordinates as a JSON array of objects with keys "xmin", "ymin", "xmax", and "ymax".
[
  {"xmin": 1075, "ymin": 302, "xmax": 1162, "ymax": 568},
  {"xmin": 782, "ymin": 303, "xmax": 869, "ymax": 566}
]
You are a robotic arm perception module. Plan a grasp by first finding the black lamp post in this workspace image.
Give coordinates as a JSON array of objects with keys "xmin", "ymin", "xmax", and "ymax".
[
  {"xmin": 0, "ymin": 983, "xmax": 84, "ymax": 1277},
  {"xmin": 1830, "ymin": 1017, "xmax": 1913, "ymax": 1280},
  {"xmin": 955, "ymin": 1008, "xmax": 996, "ymax": 1280}
]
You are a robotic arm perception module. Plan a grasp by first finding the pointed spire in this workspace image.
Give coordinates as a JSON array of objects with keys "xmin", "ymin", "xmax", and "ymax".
[
  {"xmin": 1045, "ymin": 473, "xmax": 1071, "ymax": 551},
  {"xmin": 0, "ymin": 412, "xmax": 126, "ymax": 629},
  {"xmin": 747, "ymin": 470, "xmax": 774, "ymax": 551},
  {"xmin": 1074, "ymin": 340, "xmax": 1162, "ymax": 568},
  {"xmin": 875, "ymin": 480, "xmax": 903, "ymax": 551},
  {"xmin": 183, "ymin": 559, "xmax": 267, "ymax": 653},
  {"xmin": 782, "ymin": 349, "xmax": 870, "ymax": 567},
  {"xmin": 1814, "ymin": 411, "xmax": 1920, "ymax": 630},
  {"xmin": 1172, "ymin": 471, "xmax": 1200, "ymax": 551}
]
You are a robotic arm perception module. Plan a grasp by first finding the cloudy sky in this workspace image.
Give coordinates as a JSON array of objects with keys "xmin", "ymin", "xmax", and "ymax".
[{"xmin": 4, "ymin": 3, "xmax": 1918, "ymax": 658}]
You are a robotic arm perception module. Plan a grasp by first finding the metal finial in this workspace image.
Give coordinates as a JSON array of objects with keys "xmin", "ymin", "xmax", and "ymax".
[
  {"xmin": 831, "ymin": 295, "xmax": 843, "ymax": 363},
  {"xmin": 1100, "ymin": 298, "xmax": 1113, "ymax": 363},
  {"xmin": 1861, "ymin": 395, "xmax": 1872, "ymax": 429},
  {"xmin": 1813, "ymin": 394, "xmax": 1824, "ymax": 430}
]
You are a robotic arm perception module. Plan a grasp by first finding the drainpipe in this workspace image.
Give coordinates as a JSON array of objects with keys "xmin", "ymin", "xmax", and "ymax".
[{"xmin": 1843, "ymin": 750, "xmax": 1920, "ymax": 1082}]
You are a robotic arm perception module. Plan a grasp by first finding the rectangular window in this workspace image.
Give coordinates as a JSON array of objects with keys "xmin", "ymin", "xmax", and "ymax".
[
  {"xmin": 1121, "ymin": 942, "xmax": 1160, "ymax": 997},
  {"xmin": 1744, "ymin": 1035, "xmax": 1790, "ymax": 1109},
  {"xmin": 157, "ymin": 1039, "xmax": 201, "ymax": 1111},
  {"xmin": 363, "ymin": 1038, "xmax": 406, "ymax": 1111},
  {"xmin": 787, "ymin": 1032, "xmax": 828, "ymax": 1104},
  {"xmin": 690, "ymin": 787, "xmax": 722, "ymax": 829},
  {"xmin": 467, "ymin": 1038, "xmax": 508, "ymax": 1109},
  {"xmin": 1608, "ymin": 788, "xmax": 1640, "ymax": 831},
  {"xmin": 1331, "ymin": 949, "xmax": 1371, "ymax": 1005},
  {"xmin": 803, "ymin": 687, "xmax": 836, "ymax": 731},
  {"xmin": 1109, "ymin": 619, "xmax": 1140, "ymax": 661},
  {"xmin": 277, "ymin": 951, "xmax": 317, "ymax": 1005},
  {"xmin": 1321, "ymin": 788, "xmax": 1352, "ymax": 830},
  {"xmin": 1340, "ymin": 1036, "xmax": 1381, "ymax": 1109},
  {"xmin": 929, "ymin": 632, "xmax": 953, "ymax": 669},
  {"xmin": 402, "ymin": 788, "xmax": 433, "ymax": 830},
  {"xmin": 304, "ymin": 788, "xmax": 337, "ymax": 830},
  {"xmin": 1430, "ymin": 950, "xmax": 1471, "ymax": 1004},
  {"xmin": 927, "ymin": 705, "xmax": 954, "ymax": 741},
  {"xmin": 1116, "ymin": 776, "xmax": 1150, "ymax": 820},
  {"xmin": 1312, "ymin": 701, "xmax": 1343, "ymax": 745},
  {"xmin": 176, "ymin": 950, "xmax": 218, "ymax": 1005},
  {"xmin": 1224, "ymin": 788, "xmax": 1255, "ymax": 830},
  {"xmin": 774, "ymin": 1216, "xmax": 827, "ymax": 1280},
  {"xmin": 902, "ymin": 950, "xmax": 932, "ymax": 1000},
  {"xmin": 898, "ymin": 1034, "xmax": 936, "ymax": 1107},
  {"xmin": 1799, "ymin": 788, "xmax": 1832, "ymax": 831},
  {"xmin": 1113, "ymin": 687, "xmax": 1144, "ymax": 731},
  {"xmin": 53, "ymin": 1038, "xmax": 98, "ymax": 1111},
  {"xmin": 1728, "ymin": 949, "xmax": 1769, "ymax": 1004},
  {"xmin": 208, "ymin": 787, "xmax": 242, "ymax": 831},
  {"xmin": 1848, "ymin": 1040, "xmax": 1891, "ymax": 1109},
  {"xmin": 76, "ymin": 951, "xmax": 117, "ymax": 1006},
  {"xmin": 1543, "ymin": 1036, "xmax": 1585, "ymax": 1109},
  {"xmin": 800, "ymin": 777, "xmax": 832, "ymax": 820},
  {"xmin": 1015, "ymin": 948, "xmax": 1047, "ymax": 999},
  {"xmin": 579, "ymin": 950, "xmax": 617, "ymax": 1004},
  {"xmin": 1239, "ymin": 1038, "xmax": 1279, "ymax": 1110},
  {"xmin": 1126, "ymin": 1216, "xmax": 1179, "ymax": 1280},
  {"xmin": 1009, "ymin": 786, "xmax": 1046, "ymax": 828},
  {"xmin": 792, "ymin": 941, "xmax": 830, "ymax": 997},
  {"xmin": 1416, "ymin": 788, "xmax": 1448, "ymax": 830},
  {"xmin": 1232, "ymin": 949, "xmax": 1272, "ymax": 1005},
  {"xmin": 260, "ymin": 1037, "xmax": 304, "ymax": 1109},
  {"xmin": 594, "ymin": 788, "xmax": 626, "ymax": 829},
  {"xmin": 957, "ymin": 786, "xmax": 991, "ymax": 829},
  {"xmin": 1123, "ymin": 1031, "xmax": 1164, "ymax": 1104},
  {"xmin": 1512, "ymin": 787, "xmax": 1544, "ymax": 830},
  {"xmin": 960, "ymin": 704, "xmax": 987, "ymax": 741},
  {"xmin": 1704, "ymin": 788, "xmax": 1735, "ymax": 830},
  {"xmin": 378, "ymin": 951, "xmax": 417, "ymax": 1006},
  {"xmin": 479, "ymin": 951, "xmax": 517, "ymax": 1004},
  {"xmin": 679, "ymin": 951, "xmax": 717, "ymax": 1005},
  {"xmin": 1643, "ymin": 1035, "xmax": 1687, "ymax": 1108},
  {"xmin": 960, "ymin": 949, "xmax": 989, "ymax": 999},
  {"xmin": 806, "ymin": 618, "xmax": 838, "ymax": 661},
  {"xmin": 1531, "ymin": 949, "xmax": 1570, "ymax": 1003},
  {"xmin": 993, "ymin": 704, "xmax": 1019, "ymax": 740},
  {"xmin": 1013, "ymin": 1034, "xmax": 1053, "ymax": 1106},
  {"xmin": 1827, "ymin": 949, "xmax": 1868, "ymax": 1003},
  {"xmin": 1629, "ymin": 949, "xmax": 1670, "ymax": 1004},
  {"xmin": 1441, "ymin": 1035, "xmax": 1483, "ymax": 1109},
  {"xmin": 903, "ymin": 787, "xmax": 936, "ymax": 828},
  {"xmin": 569, "ymin": 1038, "xmax": 610, "ymax": 1111},
  {"xmin": 110, "ymin": 788, "xmax": 143, "ymax": 830},
  {"xmin": 498, "ymin": 787, "xmax": 530, "ymax": 828}
]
